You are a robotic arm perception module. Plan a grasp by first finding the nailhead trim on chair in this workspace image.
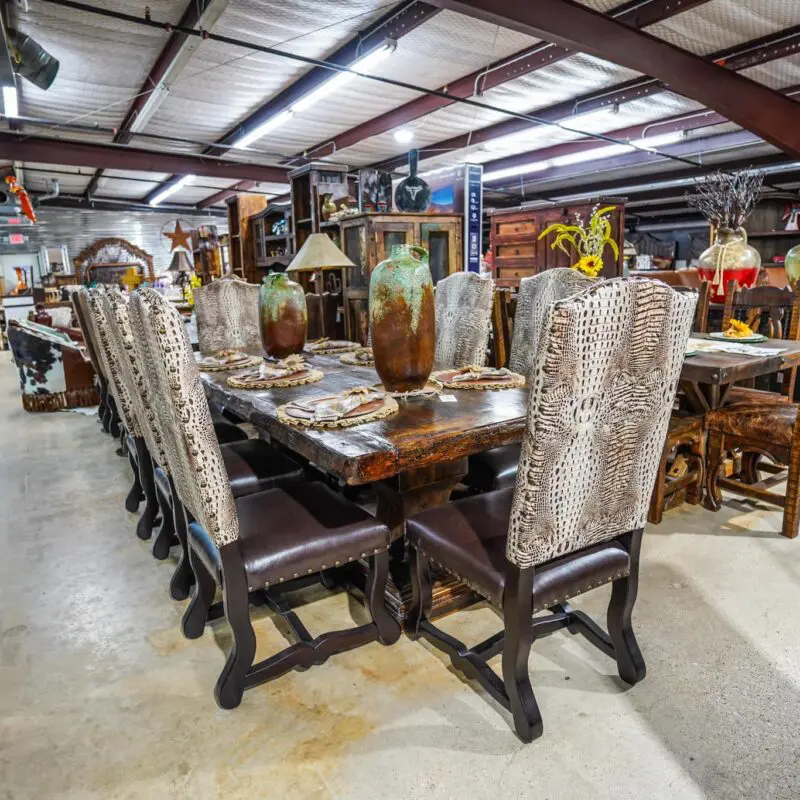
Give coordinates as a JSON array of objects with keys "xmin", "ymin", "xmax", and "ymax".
[
  {"xmin": 264, "ymin": 545, "xmax": 390, "ymax": 588},
  {"xmin": 414, "ymin": 547, "xmax": 629, "ymax": 611}
]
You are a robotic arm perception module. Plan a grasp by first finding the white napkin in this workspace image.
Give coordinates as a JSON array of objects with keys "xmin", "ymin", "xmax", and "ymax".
[{"xmin": 258, "ymin": 354, "xmax": 306, "ymax": 379}]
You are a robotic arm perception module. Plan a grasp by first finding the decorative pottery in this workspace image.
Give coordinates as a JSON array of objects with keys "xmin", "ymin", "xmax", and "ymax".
[
  {"xmin": 786, "ymin": 243, "xmax": 800, "ymax": 284},
  {"xmin": 321, "ymin": 193, "xmax": 337, "ymax": 221},
  {"xmin": 394, "ymin": 149, "xmax": 431, "ymax": 213},
  {"xmin": 370, "ymin": 244, "xmax": 434, "ymax": 392},
  {"xmin": 697, "ymin": 227, "xmax": 761, "ymax": 303},
  {"xmin": 259, "ymin": 272, "xmax": 307, "ymax": 358}
]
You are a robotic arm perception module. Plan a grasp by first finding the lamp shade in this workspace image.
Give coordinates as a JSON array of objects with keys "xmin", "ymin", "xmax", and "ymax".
[
  {"xmin": 167, "ymin": 250, "xmax": 194, "ymax": 274},
  {"xmin": 287, "ymin": 233, "xmax": 354, "ymax": 273}
]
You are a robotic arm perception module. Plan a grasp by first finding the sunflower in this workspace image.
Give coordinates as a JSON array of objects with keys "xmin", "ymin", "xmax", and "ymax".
[{"xmin": 574, "ymin": 255, "xmax": 603, "ymax": 278}]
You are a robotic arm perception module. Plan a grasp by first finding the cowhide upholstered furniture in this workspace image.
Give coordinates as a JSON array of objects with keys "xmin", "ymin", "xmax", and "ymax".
[
  {"xmin": 465, "ymin": 269, "xmax": 592, "ymax": 493},
  {"xmin": 406, "ymin": 278, "xmax": 696, "ymax": 741},
  {"xmin": 6, "ymin": 319, "xmax": 99, "ymax": 413},
  {"xmin": 434, "ymin": 272, "xmax": 494, "ymax": 368},
  {"xmin": 134, "ymin": 288, "xmax": 399, "ymax": 708},
  {"xmin": 193, "ymin": 276, "xmax": 260, "ymax": 355}
]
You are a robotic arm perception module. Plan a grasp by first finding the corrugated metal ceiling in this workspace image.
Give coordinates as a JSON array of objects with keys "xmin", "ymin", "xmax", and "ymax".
[{"xmin": 7, "ymin": 0, "xmax": 800, "ymax": 208}]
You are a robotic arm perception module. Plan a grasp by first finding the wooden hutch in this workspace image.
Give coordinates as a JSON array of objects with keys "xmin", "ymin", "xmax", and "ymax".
[
  {"xmin": 488, "ymin": 199, "xmax": 625, "ymax": 286},
  {"xmin": 288, "ymin": 162, "xmax": 350, "ymax": 252},
  {"xmin": 250, "ymin": 204, "xmax": 293, "ymax": 274},
  {"xmin": 226, "ymin": 193, "xmax": 267, "ymax": 282}
]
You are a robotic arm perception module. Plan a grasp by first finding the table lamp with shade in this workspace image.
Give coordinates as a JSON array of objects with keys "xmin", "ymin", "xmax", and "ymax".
[
  {"xmin": 287, "ymin": 233, "xmax": 354, "ymax": 294},
  {"xmin": 167, "ymin": 250, "xmax": 194, "ymax": 302}
]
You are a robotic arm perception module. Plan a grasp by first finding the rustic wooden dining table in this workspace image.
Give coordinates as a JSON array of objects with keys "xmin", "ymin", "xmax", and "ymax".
[{"xmin": 201, "ymin": 336, "xmax": 800, "ymax": 622}]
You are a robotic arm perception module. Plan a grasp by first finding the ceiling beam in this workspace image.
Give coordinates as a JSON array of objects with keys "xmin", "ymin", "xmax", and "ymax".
[
  {"xmin": 0, "ymin": 133, "xmax": 290, "ymax": 183},
  {"xmin": 374, "ymin": 23, "xmax": 800, "ymax": 172},
  {"xmin": 38, "ymin": 195, "xmax": 227, "ymax": 216},
  {"xmin": 481, "ymin": 85, "xmax": 800, "ymax": 183},
  {"xmin": 84, "ymin": 0, "xmax": 231, "ymax": 199},
  {"xmin": 428, "ymin": 0, "xmax": 800, "ymax": 156},
  {"xmin": 158, "ymin": 0, "xmax": 440, "ymax": 206},
  {"xmin": 196, "ymin": 180, "xmax": 256, "ymax": 209},
  {"xmin": 296, "ymin": 0, "xmax": 710, "ymax": 162}
]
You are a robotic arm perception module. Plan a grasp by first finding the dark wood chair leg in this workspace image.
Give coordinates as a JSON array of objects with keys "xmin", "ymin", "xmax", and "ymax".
[
  {"xmin": 781, "ymin": 445, "xmax": 800, "ymax": 539},
  {"xmin": 214, "ymin": 544, "xmax": 257, "ymax": 710},
  {"xmin": 740, "ymin": 451, "xmax": 762, "ymax": 485},
  {"xmin": 365, "ymin": 550, "xmax": 400, "ymax": 646},
  {"xmin": 99, "ymin": 385, "xmax": 112, "ymax": 433},
  {"xmin": 647, "ymin": 446, "xmax": 669, "ymax": 525},
  {"xmin": 182, "ymin": 546, "xmax": 217, "ymax": 639},
  {"xmin": 407, "ymin": 546, "xmax": 433, "ymax": 640},
  {"xmin": 133, "ymin": 438, "xmax": 159, "ymax": 541},
  {"xmin": 607, "ymin": 530, "xmax": 646, "ymax": 685},
  {"xmin": 152, "ymin": 476, "xmax": 176, "ymax": 560},
  {"xmin": 502, "ymin": 565, "xmax": 542, "ymax": 743},
  {"xmin": 685, "ymin": 435, "xmax": 705, "ymax": 505},
  {"xmin": 169, "ymin": 488, "xmax": 195, "ymax": 601},
  {"xmin": 704, "ymin": 429, "xmax": 726, "ymax": 511},
  {"xmin": 124, "ymin": 443, "xmax": 143, "ymax": 513},
  {"xmin": 108, "ymin": 396, "xmax": 121, "ymax": 440}
]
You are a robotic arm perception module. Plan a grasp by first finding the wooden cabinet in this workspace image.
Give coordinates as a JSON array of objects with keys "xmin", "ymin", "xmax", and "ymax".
[
  {"xmin": 288, "ymin": 162, "xmax": 350, "ymax": 252},
  {"xmin": 250, "ymin": 206, "xmax": 293, "ymax": 275},
  {"xmin": 340, "ymin": 212, "xmax": 463, "ymax": 288},
  {"xmin": 489, "ymin": 201, "xmax": 625, "ymax": 286},
  {"xmin": 226, "ymin": 193, "xmax": 267, "ymax": 282}
]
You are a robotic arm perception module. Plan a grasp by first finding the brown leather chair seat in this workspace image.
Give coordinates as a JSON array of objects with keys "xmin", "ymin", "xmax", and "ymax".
[
  {"xmin": 189, "ymin": 482, "xmax": 391, "ymax": 588},
  {"xmin": 465, "ymin": 444, "xmax": 521, "ymax": 492},
  {"xmin": 406, "ymin": 488, "xmax": 630, "ymax": 609},
  {"xmin": 706, "ymin": 402, "xmax": 797, "ymax": 448},
  {"xmin": 153, "ymin": 440, "xmax": 303, "ymax": 500},
  {"xmin": 211, "ymin": 415, "xmax": 249, "ymax": 444}
]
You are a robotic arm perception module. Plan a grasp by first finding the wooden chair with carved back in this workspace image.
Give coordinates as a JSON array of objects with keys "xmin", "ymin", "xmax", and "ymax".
[
  {"xmin": 135, "ymin": 288, "xmax": 399, "ymax": 708},
  {"xmin": 407, "ymin": 280, "xmax": 696, "ymax": 741},
  {"xmin": 705, "ymin": 280, "xmax": 800, "ymax": 536}
]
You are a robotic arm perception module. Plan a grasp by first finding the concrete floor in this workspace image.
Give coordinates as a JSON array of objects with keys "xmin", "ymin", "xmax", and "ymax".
[{"xmin": 1, "ymin": 351, "xmax": 799, "ymax": 800}]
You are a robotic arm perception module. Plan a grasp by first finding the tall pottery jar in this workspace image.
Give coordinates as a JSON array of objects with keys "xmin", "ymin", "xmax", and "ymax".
[
  {"xmin": 259, "ymin": 272, "xmax": 307, "ymax": 358},
  {"xmin": 698, "ymin": 227, "xmax": 761, "ymax": 303},
  {"xmin": 370, "ymin": 244, "xmax": 434, "ymax": 392}
]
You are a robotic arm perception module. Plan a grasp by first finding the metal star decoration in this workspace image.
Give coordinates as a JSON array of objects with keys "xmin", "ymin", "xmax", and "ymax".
[{"xmin": 163, "ymin": 220, "xmax": 192, "ymax": 251}]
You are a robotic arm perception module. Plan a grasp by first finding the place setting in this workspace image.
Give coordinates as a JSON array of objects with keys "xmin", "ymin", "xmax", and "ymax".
[
  {"xmin": 431, "ymin": 364, "xmax": 526, "ymax": 390},
  {"xmin": 304, "ymin": 337, "xmax": 361, "ymax": 356},
  {"xmin": 197, "ymin": 349, "xmax": 262, "ymax": 372},
  {"xmin": 277, "ymin": 385, "xmax": 398, "ymax": 428},
  {"xmin": 227, "ymin": 353, "xmax": 324, "ymax": 389}
]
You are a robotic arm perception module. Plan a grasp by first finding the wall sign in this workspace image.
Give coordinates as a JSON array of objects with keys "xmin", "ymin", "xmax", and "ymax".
[{"xmin": 463, "ymin": 164, "xmax": 483, "ymax": 273}]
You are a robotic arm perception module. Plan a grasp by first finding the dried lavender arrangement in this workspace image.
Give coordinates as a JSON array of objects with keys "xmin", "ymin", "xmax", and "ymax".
[
  {"xmin": 687, "ymin": 170, "xmax": 765, "ymax": 300},
  {"xmin": 686, "ymin": 169, "xmax": 764, "ymax": 229}
]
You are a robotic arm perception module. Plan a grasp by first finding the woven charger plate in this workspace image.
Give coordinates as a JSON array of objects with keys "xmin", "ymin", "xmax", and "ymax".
[
  {"xmin": 374, "ymin": 379, "xmax": 442, "ymax": 398},
  {"xmin": 198, "ymin": 354, "xmax": 262, "ymax": 372},
  {"xmin": 340, "ymin": 347, "xmax": 375, "ymax": 366},
  {"xmin": 227, "ymin": 368, "xmax": 324, "ymax": 390},
  {"xmin": 277, "ymin": 393, "xmax": 399, "ymax": 429},
  {"xmin": 432, "ymin": 368, "xmax": 526, "ymax": 390},
  {"xmin": 305, "ymin": 339, "xmax": 361, "ymax": 356}
]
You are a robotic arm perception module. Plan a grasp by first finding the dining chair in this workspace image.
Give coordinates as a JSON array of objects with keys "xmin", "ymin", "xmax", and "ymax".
[
  {"xmin": 125, "ymin": 291, "xmax": 304, "ymax": 598},
  {"xmin": 407, "ymin": 279, "xmax": 696, "ymax": 741},
  {"xmin": 193, "ymin": 275, "xmax": 261, "ymax": 355},
  {"xmin": 135, "ymin": 287, "xmax": 399, "ymax": 708},
  {"xmin": 84, "ymin": 288, "xmax": 148, "ymax": 518},
  {"xmin": 720, "ymin": 280, "xmax": 800, "ymax": 403},
  {"xmin": 72, "ymin": 289, "xmax": 117, "ymax": 437},
  {"xmin": 434, "ymin": 272, "xmax": 494, "ymax": 368},
  {"xmin": 465, "ymin": 269, "xmax": 592, "ymax": 493}
]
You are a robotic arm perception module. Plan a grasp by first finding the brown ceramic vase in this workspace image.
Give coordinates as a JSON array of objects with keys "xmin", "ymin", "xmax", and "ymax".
[
  {"xmin": 370, "ymin": 244, "xmax": 434, "ymax": 392},
  {"xmin": 259, "ymin": 272, "xmax": 307, "ymax": 358}
]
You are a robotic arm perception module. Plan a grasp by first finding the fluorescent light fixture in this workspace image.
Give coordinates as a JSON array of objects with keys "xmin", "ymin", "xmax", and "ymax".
[
  {"xmin": 483, "ymin": 160, "xmax": 551, "ymax": 182},
  {"xmin": 2, "ymin": 85, "xmax": 18, "ymax": 118},
  {"xmin": 394, "ymin": 128, "xmax": 414, "ymax": 144},
  {"xmin": 484, "ymin": 131, "xmax": 687, "ymax": 182},
  {"xmin": 232, "ymin": 109, "xmax": 293, "ymax": 150},
  {"xmin": 231, "ymin": 42, "xmax": 395, "ymax": 149},
  {"xmin": 149, "ymin": 174, "xmax": 195, "ymax": 206}
]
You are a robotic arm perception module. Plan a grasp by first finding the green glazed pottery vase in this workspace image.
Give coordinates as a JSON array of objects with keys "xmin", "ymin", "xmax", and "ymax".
[
  {"xmin": 785, "ymin": 243, "xmax": 800, "ymax": 284},
  {"xmin": 370, "ymin": 244, "xmax": 435, "ymax": 392},
  {"xmin": 259, "ymin": 272, "xmax": 307, "ymax": 358}
]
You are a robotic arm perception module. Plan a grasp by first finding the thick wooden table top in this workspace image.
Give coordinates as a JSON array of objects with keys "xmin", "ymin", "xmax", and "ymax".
[
  {"xmin": 680, "ymin": 335, "xmax": 800, "ymax": 385},
  {"xmin": 201, "ymin": 354, "xmax": 528, "ymax": 485},
  {"xmin": 202, "ymin": 336, "xmax": 800, "ymax": 485}
]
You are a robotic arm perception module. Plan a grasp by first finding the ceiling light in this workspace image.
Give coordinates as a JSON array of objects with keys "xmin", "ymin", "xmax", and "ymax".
[
  {"xmin": 394, "ymin": 128, "xmax": 414, "ymax": 144},
  {"xmin": 483, "ymin": 160, "xmax": 551, "ymax": 182},
  {"xmin": 231, "ymin": 42, "xmax": 396, "ymax": 149},
  {"xmin": 232, "ymin": 109, "xmax": 293, "ymax": 150},
  {"xmin": 149, "ymin": 174, "xmax": 195, "ymax": 207},
  {"xmin": 2, "ymin": 85, "xmax": 17, "ymax": 118}
]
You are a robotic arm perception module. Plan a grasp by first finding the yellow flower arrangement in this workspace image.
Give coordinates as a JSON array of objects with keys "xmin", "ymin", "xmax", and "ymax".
[
  {"xmin": 184, "ymin": 273, "xmax": 202, "ymax": 306},
  {"xmin": 538, "ymin": 205, "xmax": 620, "ymax": 277}
]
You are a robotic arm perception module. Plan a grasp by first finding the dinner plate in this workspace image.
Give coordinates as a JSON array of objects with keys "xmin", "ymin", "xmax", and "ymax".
[{"xmin": 708, "ymin": 332, "xmax": 767, "ymax": 343}]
